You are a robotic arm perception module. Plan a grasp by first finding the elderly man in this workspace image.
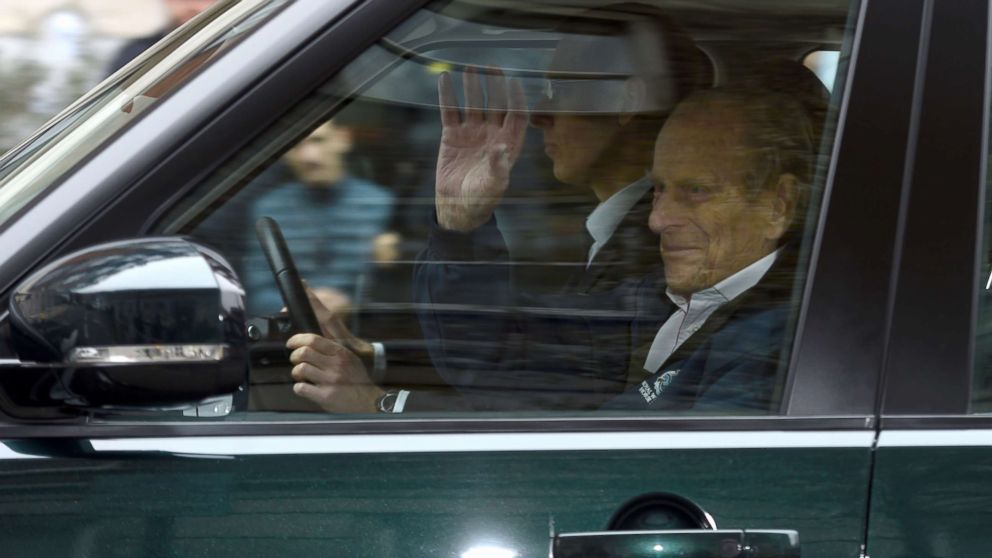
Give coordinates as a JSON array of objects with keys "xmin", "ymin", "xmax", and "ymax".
[
  {"xmin": 285, "ymin": 86, "xmax": 815, "ymax": 414},
  {"xmin": 610, "ymin": 87, "xmax": 812, "ymax": 411}
]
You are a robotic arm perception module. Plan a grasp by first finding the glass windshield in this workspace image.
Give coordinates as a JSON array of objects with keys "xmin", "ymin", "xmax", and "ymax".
[{"xmin": 0, "ymin": 0, "xmax": 291, "ymax": 230}]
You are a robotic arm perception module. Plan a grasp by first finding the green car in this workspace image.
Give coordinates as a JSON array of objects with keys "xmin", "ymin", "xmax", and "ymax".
[{"xmin": 0, "ymin": 0, "xmax": 988, "ymax": 557}]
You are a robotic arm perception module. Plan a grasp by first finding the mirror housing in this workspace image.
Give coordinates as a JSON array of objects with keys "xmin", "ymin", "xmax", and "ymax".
[{"xmin": 2, "ymin": 238, "xmax": 247, "ymax": 412}]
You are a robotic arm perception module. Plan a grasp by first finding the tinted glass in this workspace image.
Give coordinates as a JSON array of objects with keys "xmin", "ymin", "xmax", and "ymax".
[
  {"xmin": 159, "ymin": 0, "xmax": 858, "ymax": 418},
  {"xmin": 975, "ymin": 175, "xmax": 992, "ymax": 411},
  {"xmin": 0, "ymin": 0, "xmax": 290, "ymax": 230}
]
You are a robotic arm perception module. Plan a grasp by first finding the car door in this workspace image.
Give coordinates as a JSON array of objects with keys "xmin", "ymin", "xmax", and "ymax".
[
  {"xmin": 866, "ymin": 0, "xmax": 992, "ymax": 557},
  {"xmin": 0, "ymin": 1, "xmax": 926, "ymax": 557}
]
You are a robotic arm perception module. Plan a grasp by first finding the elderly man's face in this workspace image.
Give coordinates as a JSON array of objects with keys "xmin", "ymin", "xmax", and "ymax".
[{"xmin": 648, "ymin": 98, "xmax": 793, "ymax": 296}]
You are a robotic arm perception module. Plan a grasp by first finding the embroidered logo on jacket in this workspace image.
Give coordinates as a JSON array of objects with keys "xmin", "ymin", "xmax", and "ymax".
[{"xmin": 638, "ymin": 369, "xmax": 680, "ymax": 404}]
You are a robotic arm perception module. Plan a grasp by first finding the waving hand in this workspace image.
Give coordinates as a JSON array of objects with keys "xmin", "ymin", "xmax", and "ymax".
[{"xmin": 435, "ymin": 67, "xmax": 529, "ymax": 232}]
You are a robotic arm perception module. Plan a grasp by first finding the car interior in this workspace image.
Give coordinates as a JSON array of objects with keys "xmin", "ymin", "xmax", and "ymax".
[
  {"xmin": 140, "ymin": 0, "xmax": 860, "ymax": 416},
  {"xmin": 0, "ymin": 0, "xmax": 846, "ymax": 418}
]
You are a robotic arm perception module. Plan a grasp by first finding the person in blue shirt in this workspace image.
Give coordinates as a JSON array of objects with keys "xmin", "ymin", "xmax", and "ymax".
[{"xmin": 244, "ymin": 120, "xmax": 395, "ymax": 316}]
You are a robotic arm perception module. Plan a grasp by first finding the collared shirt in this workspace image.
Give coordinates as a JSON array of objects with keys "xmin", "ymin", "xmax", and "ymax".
[
  {"xmin": 642, "ymin": 250, "xmax": 779, "ymax": 373},
  {"xmin": 585, "ymin": 177, "xmax": 653, "ymax": 266}
]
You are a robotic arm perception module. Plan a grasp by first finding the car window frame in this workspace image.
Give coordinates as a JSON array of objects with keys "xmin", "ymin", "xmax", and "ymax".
[
  {"xmin": 0, "ymin": 0, "xmax": 365, "ymax": 300},
  {"xmin": 0, "ymin": 0, "xmax": 927, "ymax": 432},
  {"xmin": 878, "ymin": 0, "xmax": 990, "ymax": 424}
]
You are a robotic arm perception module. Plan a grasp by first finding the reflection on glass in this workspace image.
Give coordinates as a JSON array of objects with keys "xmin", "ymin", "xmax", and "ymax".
[
  {"xmin": 165, "ymin": 0, "xmax": 856, "ymax": 417},
  {"xmin": 0, "ymin": 0, "xmax": 289, "ymax": 230}
]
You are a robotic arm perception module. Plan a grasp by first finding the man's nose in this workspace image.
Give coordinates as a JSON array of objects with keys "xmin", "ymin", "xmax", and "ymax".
[
  {"xmin": 648, "ymin": 191, "xmax": 685, "ymax": 234},
  {"xmin": 529, "ymin": 97, "xmax": 553, "ymax": 129}
]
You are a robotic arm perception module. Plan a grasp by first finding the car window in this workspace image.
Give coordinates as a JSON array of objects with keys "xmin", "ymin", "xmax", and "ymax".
[
  {"xmin": 0, "ymin": 0, "xmax": 291, "ymax": 231},
  {"xmin": 974, "ymin": 175, "xmax": 992, "ymax": 411},
  {"xmin": 155, "ymin": 0, "xmax": 859, "ymax": 418}
]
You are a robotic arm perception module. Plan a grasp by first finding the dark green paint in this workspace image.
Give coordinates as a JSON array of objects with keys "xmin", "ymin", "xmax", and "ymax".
[
  {"xmin": 0, "ymin": 444, "xmax": 871, "ymax": 558},
  {"xmin": 868, "ymin": 446, "xmax": 992, "ymax": 558}
]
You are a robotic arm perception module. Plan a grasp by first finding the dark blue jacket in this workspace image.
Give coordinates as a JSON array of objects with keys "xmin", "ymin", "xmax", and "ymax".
[
  {"xmin": 605, "ymin": 267, "xmax": 792, "ymax": 413},
  {"xmin": 413, "ymin": 209, "xmax": 794, "ymax": 413},
  {"xmin": 410, "ymin": 194, "xmax": 659, "ymax": 411}
]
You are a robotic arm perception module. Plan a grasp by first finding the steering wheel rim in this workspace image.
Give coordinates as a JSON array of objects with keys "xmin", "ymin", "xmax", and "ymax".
[{"xmin": 254, "ymin": 216, "xmax": 322, "ymax": 333}]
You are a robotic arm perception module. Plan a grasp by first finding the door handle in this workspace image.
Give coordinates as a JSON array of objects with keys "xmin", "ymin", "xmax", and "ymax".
[{"xmin": 552, "ymin": 529, "xmax": 799, "ymax": 558}]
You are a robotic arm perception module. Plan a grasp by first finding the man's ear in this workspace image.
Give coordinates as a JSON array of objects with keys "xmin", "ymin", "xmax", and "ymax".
[
  {"xmin": 765, "ymin": 173, "xmax": 799, "ymax": 241},
  {"xmin": 619, "ymin": 77, "xmax": 647, "ymax": 125}
]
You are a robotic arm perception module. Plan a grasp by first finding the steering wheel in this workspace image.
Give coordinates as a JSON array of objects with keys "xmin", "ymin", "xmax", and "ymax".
[{"xmin": 254, "ymin": 217, "xmax": 322, "ymax": 333}]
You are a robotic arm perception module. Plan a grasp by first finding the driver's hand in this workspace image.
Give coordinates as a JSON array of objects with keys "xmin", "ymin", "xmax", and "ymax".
[
  {"xmin": 304, "ymin": 285, "xmax": 374, "ymax": 360},
  {"xmin": 287, "ymin": 333, "xmax": 383, "ymax": 413}
]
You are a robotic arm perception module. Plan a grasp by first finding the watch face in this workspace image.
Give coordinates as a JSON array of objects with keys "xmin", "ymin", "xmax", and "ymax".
[{"xmin": 377, "ymin": 390, "xmax": 399, "ymax": 413}]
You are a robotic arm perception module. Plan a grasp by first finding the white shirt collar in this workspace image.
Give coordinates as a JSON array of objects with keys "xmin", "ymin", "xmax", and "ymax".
[
  {"xmin": 585, "ymin": 176, "xmax": 653, "ymax": 265},
  {"xmin": 643, "ymin": 249, "xmax": 780, "ymax": 374},
  {"xmin": 666, "ymin": 249, "xmax": 779, "ymax": 308}
]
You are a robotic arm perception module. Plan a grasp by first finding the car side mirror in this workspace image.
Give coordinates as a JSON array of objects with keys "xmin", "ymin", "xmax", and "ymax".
[{"xmin": 0, "ymin": 238, "xmax": 247, "ymax": 414}]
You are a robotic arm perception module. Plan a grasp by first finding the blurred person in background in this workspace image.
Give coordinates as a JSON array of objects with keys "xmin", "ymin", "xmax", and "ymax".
[
  {"xmin": 243, "ymin": 119, "xmax": 396, "ymax": 317},
  {"xmin": 104, "ymin": 0, "xmax": 217, "ymax": 75}
]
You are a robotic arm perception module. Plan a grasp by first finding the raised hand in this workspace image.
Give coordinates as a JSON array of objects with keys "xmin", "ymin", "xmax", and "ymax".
[{"xmin": 435, "ymin": 67, "xmax": 529, "ymax": 232}]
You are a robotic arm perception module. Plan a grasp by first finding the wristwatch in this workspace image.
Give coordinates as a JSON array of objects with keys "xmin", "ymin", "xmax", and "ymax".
[{"xmin": 376, "ymin": 389, "xmax": 401, "ymax": 413}]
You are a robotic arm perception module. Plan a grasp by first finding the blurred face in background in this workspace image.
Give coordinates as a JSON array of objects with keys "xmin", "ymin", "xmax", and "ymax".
[
  {"xmin": 285, "ymin": 121, "xmax": 354, "ymax": 187},
  {"xmin": 165, "ymin": 0, "xmax": 217, "ymax": 26}
]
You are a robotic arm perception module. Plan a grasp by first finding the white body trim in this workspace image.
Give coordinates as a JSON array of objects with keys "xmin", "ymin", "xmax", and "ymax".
[
  {"xmin": 878, "ymin": 429, "xmax": 992, "ymax": 447},
  {"xmin": 85, "ymin": 431, "xmax": 875, "ymax": 456}
]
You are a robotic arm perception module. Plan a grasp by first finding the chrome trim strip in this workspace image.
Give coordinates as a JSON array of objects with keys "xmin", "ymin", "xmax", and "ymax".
[
  {"xmin": 68, "ymin": 344, "xmax": 227, "ymax": 364},
  {"xmin": 89, "ymin": 431, "xmax": 875, "ymax": 456},
  {"xmin": 879, "ymin": 429, "xmax": 992, "ymax": 447},
  {"xmin": 558, "ymin": 530, "xmax": 741, "ymax": 538}
]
